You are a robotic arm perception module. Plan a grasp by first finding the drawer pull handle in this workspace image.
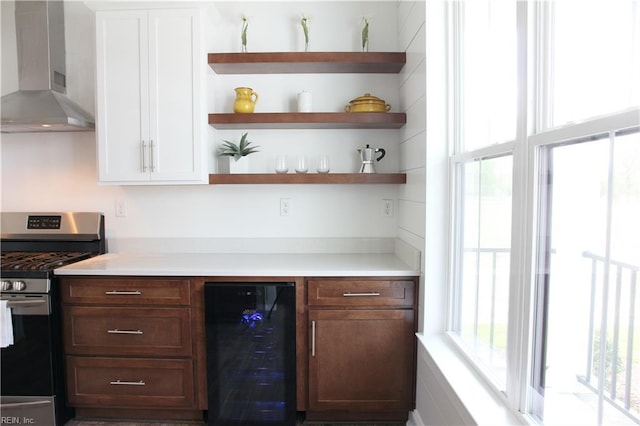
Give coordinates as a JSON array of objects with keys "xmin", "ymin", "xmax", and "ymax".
[
  {"xmin": 110, "ymin": 380, "xmax": 145, "ymax": 386},
  {"xmin": 107, "ymin": 329, "xmax": 143, "ymax": 335},
  {"xmin": 342, "ymin": 292, "xmax": 381, "ymax": 297},
  {"xmin": 311, "ymin": 320, "xmax": 316, "ymax": 357},
  {"xmin": 105, "ymin": 290, "xmax": 142, "ymax": 295}
]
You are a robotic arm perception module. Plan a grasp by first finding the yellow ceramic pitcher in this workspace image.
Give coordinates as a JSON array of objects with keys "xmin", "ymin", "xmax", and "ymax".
[{"xmin": 233, "ymin": 87, "xmax": 259, "ymax": 113}]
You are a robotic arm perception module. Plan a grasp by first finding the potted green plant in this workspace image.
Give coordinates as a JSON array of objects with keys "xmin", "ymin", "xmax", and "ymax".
[{"xmin": 217, "ymin": 132, "xmax": 260, "ymax": 173}]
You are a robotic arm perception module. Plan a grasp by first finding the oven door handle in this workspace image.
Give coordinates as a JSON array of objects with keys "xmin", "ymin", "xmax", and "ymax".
[
  {"xmin": 5, "ymin": 299, "xmax": 47, "ymax": 308},
  {"xmin": 0, "ymin": 400, "xmax": 52, "ymax": 409}
]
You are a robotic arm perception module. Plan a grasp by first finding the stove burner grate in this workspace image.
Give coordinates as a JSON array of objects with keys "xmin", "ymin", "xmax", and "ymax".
[{"xmin": 1, "ymin": 251, "xmax": 94, "ymax": 272}]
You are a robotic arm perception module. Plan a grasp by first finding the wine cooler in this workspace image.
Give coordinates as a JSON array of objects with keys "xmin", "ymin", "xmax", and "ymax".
[{"xmin": 204, "ymin": 282, "xmax": 296, "ymax": 426}]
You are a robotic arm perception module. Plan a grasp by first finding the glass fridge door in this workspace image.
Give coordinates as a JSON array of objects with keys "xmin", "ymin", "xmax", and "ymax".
[{"xmin": 205, "ymin": 282, "xmax": 296, "ymax": 426}]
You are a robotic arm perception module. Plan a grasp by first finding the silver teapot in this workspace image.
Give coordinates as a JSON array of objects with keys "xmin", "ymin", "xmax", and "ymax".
[{"xmin": 357, "ymin": 144, "xmax": 386, "ymax": 173}]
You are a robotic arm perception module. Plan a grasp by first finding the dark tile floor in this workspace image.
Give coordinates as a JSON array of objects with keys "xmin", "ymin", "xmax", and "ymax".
[
  {"xmin": 65, "ymin": 420, "xmax": 405, "ymax": 426},
  {"xmin": 65, "ymin": 421, "xmax": 203, "ymax": 426}
]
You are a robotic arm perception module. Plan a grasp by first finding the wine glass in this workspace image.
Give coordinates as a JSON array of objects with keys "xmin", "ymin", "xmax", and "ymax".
[
  {"xmin": 317, "ymin": 155, "xmax": 330, "ymax": 173},
  {"xmin": 275, "ymin": 154, "xmax": 288, "ymax": 174},
  {"xmin": 295, "ymin": 155, "xmax": 308, "ymax": 174}
]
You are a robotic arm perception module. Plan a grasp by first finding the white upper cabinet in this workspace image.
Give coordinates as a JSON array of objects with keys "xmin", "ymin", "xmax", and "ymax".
[{"xmin": 96, "ymin": 9, "xmax": 205, "ymax": 184}]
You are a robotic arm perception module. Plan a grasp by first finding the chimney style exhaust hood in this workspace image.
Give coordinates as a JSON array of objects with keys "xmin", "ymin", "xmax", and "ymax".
[{"xmin": 1, "ymin": 0, "xmax": 95, "ymax": 133}]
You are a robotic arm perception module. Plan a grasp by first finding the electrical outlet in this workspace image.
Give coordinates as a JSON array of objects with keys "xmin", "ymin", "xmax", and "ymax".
[
  {"xmin": 115, "ymin": 200, "xmax": 128, "ymax": 217},
  {"xmin": 382, "ymin": 199, "xmax": 393, "ymax": 217},
  {"xmin": 280, "ymin": 198, "xmax": 291, "ymax": 216}
]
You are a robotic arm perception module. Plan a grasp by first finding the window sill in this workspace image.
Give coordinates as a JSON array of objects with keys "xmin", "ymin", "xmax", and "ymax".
[{"xmin": 416, "ymin": 333, "xmax": 528, "ymax": 425}]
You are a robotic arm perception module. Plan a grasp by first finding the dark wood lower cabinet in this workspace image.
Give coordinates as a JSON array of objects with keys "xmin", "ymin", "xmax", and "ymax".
[
  {"xmin": 65, "ymin": 356, "xmax": 195, "ymax": 408},
  {"xmin": 305, "ymin": 277, "xmax": 418, "ymax": 422},
  {"xmin": 60, "ymin": 277, "xmax": 203, "ymax": 421},
  {"xmin": 60, "ymin": 275, "xmax": 418, "ymax": 423},
  {"xmin": 63, "ymin": 306, "xmax": 192, "ymax": 356}
]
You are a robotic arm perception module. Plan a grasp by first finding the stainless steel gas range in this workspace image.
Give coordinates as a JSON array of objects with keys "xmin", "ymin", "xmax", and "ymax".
[{"xmin": 0, "ymin": 212, "xmax": 106, "ymax": 426}]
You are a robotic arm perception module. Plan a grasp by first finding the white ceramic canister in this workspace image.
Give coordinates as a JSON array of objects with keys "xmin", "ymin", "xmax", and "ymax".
[{"xmin": 297, "ymin": 91, "xmax": 312, "ymax": 112}]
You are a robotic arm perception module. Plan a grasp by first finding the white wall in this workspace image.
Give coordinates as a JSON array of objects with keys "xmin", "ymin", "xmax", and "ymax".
[
  {"xmin": 0, "ymin": 1, "xmax": 405, "ymax": 249},
  {"xmin": 397, "ymin": 1, "xmax": 476, "ymax": 425},
  {"xmin": 396, "ymin": 0, "xmax": 427, "ymax": 328}
]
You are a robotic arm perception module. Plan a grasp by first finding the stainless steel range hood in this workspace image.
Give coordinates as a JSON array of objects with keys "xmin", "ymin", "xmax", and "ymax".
[{"xmin": 1, "ymin": 1, "xmax": 95, "ymax": 133}]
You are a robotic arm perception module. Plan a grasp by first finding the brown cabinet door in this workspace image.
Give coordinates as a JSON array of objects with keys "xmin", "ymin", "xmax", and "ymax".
[
  {"xmin": 63, "ymin": 306, "xmax": 192, "ymax": 356},
  {"xmin": 61, "ymin": 277, "xmax": 191, "ymax": 306},
  {"xmin": 66, "ymin": 356, "xmax": 194, "ymax": 408},
  {"xmin": 307, "ymin": 308, "xmax": 415, "ymax": 414}
]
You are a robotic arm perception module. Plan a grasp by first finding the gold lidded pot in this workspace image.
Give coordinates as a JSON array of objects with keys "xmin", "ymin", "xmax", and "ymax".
[
  {"xmin": 344, "ymin": 93, "xmax": 391, "ymax": 113},
  {"xmin": 233, "ymin": 87, "xmax": 259, "ymax": 113}
]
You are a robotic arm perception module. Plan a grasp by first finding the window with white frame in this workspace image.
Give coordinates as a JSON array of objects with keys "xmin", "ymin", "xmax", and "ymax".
[
  {"xmin": 530, "ymin": 116, "xmax": 640, "ymax": 425},
  {"xmin": 449, "ymin": 0, "xmax": 518, "ymax": 392},
  {"xmin": 446, "ymin": 1, "xmax": 640, "ymax": 425},
  {"xmin": 550, "ymin": 1, "xmax": 640, "ymax": 127}
]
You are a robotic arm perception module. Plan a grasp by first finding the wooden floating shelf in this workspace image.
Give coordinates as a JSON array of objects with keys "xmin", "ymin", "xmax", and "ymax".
[
  {"xmin": 208, "ymin": 52, "xmax": 406, "ymax": 74},
  {"xmin": 208, "ymin": 112, "xmax": 406, "ymax": 129},
  {"xmin": 208, "ymin": 173, "xmax": 407, "ymax": 185}
]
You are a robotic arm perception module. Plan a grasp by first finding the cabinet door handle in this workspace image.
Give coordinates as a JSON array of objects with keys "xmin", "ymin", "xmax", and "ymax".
[
  {"xmin": 107, "ymin": 329, "xmax": 143, "ymax": 335},
  {"xmin": 141, "ymin": 140, "xmax": 147, "ymax": 172},
  {"xmin": 149, "ymin": 139, "xmax": 155, "ymax": 172},
  {"xmin": 110, "ymin": 380, "xmax": 145, "ymax": 386},
  {"xmin": 342, "ymin": 292, "xmax": 381, "ymax": 297},
  {"xmin": 311, "ymin": 320, "xmax": 316, "ymax": 357},
  {"xmin": 104, "ymin": 290, "xmax": 142, "ymax": 295}
]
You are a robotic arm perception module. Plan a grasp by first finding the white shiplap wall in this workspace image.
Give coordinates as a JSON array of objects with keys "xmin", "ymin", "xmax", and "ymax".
[
  {"xmin": 0, "ymin": 1, "xmax": 402, "ymax": 250},
  {"xmin": 398, "ymin": 1, "xmax": 475, "ymax": 424}
]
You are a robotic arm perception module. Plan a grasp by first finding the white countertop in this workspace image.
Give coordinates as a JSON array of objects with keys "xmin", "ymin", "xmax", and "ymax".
[{"xmin": 54, "ymin": 252, "xmax": 419, "ymax": 277}]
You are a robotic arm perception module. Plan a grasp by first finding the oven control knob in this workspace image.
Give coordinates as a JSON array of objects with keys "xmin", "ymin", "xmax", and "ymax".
[
  {"xmin": 12, "ymin": 281, "xmax": 26, "ymax": 291},
  {"xmin": 0, "ymin": 280, "xmax": 12, "ymax": 291}
]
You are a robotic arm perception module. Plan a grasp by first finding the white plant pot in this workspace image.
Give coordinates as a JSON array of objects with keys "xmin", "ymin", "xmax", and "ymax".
[
  {"xmin": 230, "ymin": 157, "xmax": 250, "ymax": 173},
  {"xmin": 219, "ymin": 156, "xmax": 250, "ymax": 174}
]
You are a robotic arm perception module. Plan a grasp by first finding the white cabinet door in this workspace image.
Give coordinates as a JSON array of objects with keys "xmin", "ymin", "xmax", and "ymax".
[
  {"xmin": 96, "ymin": 11, "xmax": 148, "ymax": 182},
  {"xmin": 148, "ymin": 10, "xmax": 202, "ymax": 182},
  {"xmin": 96, "ymin": 9, "xmax": 204, "ymax": 184}
]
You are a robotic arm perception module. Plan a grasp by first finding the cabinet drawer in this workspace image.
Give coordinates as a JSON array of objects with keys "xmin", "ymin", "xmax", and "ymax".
[
  {"xmin": 66, "ymin": 356, "xmax": 194, "ymax": 408},
  {"xmin": 61, "ymin": 278, "xmax": 190, "ymax": 306},
  {"xmin": 307, "ymin": 279, "xmax": 415, "ymax": 307},
  {"xmin": 63, "ymin": 307, "xmax": 192, "ymax": 356}
]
